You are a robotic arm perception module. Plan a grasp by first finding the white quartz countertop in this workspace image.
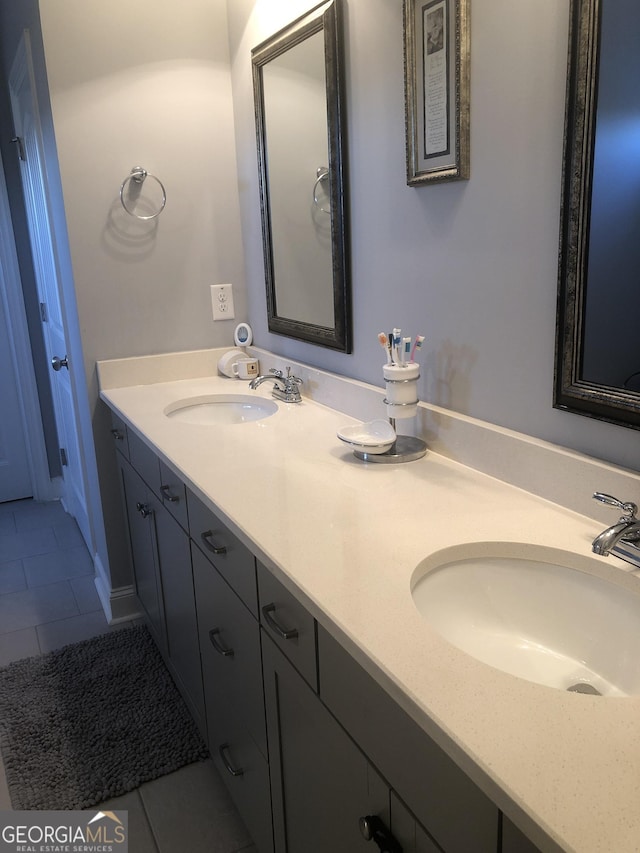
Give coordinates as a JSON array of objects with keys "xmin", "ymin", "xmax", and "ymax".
[{"xmin": 99, "ymin": 356, "xmax": 640, "ymax": 853}]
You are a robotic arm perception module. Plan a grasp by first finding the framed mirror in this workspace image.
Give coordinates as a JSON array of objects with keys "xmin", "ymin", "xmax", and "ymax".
[
  {"xmin": 555, "ymin": 0, "xmax": 640, "ymax": 429},
  {"xmin": 252, "ymin": 0, "xmax": 351, "ymax": 352}
]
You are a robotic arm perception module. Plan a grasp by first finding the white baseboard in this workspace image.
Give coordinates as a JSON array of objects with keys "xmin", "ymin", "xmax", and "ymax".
[{"xmin": 93, "ymin": 552, "xmax": 141, "ymax": 624}]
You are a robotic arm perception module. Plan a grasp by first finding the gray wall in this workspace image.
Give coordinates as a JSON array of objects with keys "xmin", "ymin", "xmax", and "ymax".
[{"xmin": 230, "ymin": 0, "xmax": 639, "ymax": 473}]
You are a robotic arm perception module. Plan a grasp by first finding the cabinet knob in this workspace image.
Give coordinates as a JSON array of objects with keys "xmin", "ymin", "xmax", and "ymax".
[
  {"xmin": 110, "ymin": 428, "xmax": 124, "ymax": 441},
  {"xmin": 136, "ymin": 501, "xmax": 152, "ymax": 519},
  {"xmin": 358, "ymin": 815, "xmax": 402, "ymax": 853}
]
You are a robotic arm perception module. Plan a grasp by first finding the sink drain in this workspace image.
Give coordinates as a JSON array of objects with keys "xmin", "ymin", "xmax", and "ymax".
[{"xmin": 567, "ymin": 682, "xmax": 602, "ymax": 696}]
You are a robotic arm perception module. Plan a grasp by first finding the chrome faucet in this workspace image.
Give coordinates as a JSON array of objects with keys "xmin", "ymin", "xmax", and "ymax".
[
  {"xmin": 591, "ymin": 493, "xmax": 640, "ymax": 559},
  {"xmin": 249, "ymin": 367, "xmax": 302, "ymax": 403}
]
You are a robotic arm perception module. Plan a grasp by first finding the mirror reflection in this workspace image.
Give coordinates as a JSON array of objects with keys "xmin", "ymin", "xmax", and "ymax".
[
  {"xmin": 252, "ymin": 0, "xmax": 351, "ymax": 352},
  {"xmin": 555, "ymin": 0, "xmax": 640, "ymax": 428},
  {"xmin": 580, "ymin": 0, "xmax": 640, "ymax": 392},
  {"xmin": 261, "ymin": 31, "xmax": 333, "ymax": 328}
]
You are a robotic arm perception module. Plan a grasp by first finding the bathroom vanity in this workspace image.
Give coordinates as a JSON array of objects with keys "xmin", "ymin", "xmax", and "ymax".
[{"xmin": 98, "ymin": 348, "xmax": 640, "ymax": 853}]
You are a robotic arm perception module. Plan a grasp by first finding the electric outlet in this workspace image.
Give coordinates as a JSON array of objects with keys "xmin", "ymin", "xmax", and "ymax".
[{"xmin": 211, "ymin": 283, "xmax": 235, "ymax": 321}]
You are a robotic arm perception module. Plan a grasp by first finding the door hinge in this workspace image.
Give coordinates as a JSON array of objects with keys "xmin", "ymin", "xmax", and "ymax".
[
  {"xmin": 59, "ymin": 447, "xmax": 68, "ymax": 467},
  {"xmin": 40, "ymin": 302, "xmax": 48, "ymax": 322},
  {"xmin": 10, "ymin": 136, "xmax": 26, "ymax": 161}
]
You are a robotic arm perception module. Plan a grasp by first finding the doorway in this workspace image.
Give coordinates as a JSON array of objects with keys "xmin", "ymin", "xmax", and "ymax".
[
  {"xmin": 0, "ymin": 142, "xmax": 54, "ymax": 505},
  {"xmin": 7, "ymin": 31, "xmax": 90, "ymax": 545}
]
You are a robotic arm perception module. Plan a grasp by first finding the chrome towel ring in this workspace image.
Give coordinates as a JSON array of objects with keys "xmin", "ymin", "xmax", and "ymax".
[
  {"xmin": 119, "ymin": 166, "xmax": 166, "ymax": 220},
  {"xmin": 312, "ymin": 166, "xmax": 330, "ymax": 214}
]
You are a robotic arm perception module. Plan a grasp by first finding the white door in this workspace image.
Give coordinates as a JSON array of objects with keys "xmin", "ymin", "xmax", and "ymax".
[
  {"xmin": 9, "ymin": 32, "xmax": 90, "ymax": 543},
  {"xmin": 0, "ymin": 271, "xmax": 32, "ymax": 502}
]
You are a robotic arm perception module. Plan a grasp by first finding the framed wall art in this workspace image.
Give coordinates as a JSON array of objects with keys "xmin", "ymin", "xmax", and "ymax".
[{"xmin": 403, "ymin": 0, "xmax": 470, "ymax": 185}]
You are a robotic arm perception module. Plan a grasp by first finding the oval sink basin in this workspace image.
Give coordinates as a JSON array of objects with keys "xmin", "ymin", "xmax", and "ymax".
[
  {"xmin": 411, "ymin": 544, "xmax": 640, "ymax": 696},
  {"xmin": 164, "ymin": 394, "xmax": 278, "ymax": 425}
]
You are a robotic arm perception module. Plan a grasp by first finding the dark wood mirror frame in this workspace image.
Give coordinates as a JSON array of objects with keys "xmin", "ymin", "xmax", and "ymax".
[
  {"xmin": 554, "ymin": 0, "xmax": 640, "ymax": 429},
  {"xmin": 252, "ymin": 0, "xmax": 351, "ymax": 353}
]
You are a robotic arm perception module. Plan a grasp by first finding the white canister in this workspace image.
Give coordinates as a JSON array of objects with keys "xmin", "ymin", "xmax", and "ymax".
[{"xmin": 383, "ymin": 363, "xmax": 419, "ymax": 419}]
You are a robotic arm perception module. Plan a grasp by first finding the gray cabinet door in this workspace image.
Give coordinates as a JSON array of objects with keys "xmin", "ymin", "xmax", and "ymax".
[
  {"xmin": 318, "ymin": 626, "xmax": 500, "ymax": 853},
  {"xmin": 208, "ymin": 691, "xmax": 273, "ymax": 853},
  {"xmin": 262, "ymin": 633, "xmax": 400, "ymax": 853},
  {"xmin": 193, "ymin": 545, "xmax": 266, "ymax": 757},
  {"xmin": 120, "ymin": 460, "xmax": 166, "ymax": 652},
  {"xmin": 155, "ymin": 504, "xmax": 205, "ymax": 734}
]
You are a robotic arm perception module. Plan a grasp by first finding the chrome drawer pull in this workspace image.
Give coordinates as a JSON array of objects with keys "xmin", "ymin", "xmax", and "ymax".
[
  {"xmin": 219, "ymin": 743, "xmax": 243, "ymax": 777},
  {"xmin": 209, "ymin": 628, "xmax": 234, "ymax": 657},
  {"xmin": 201, "ymin": 530, "xmax": 227, "ymax": 555},
  {"xmin": 262, "ymin": 603, "xmax": 298, "ymax": 640},
  {"xmin": 160, "ymin": 484, "xmax": 179, "ymax": 503}
]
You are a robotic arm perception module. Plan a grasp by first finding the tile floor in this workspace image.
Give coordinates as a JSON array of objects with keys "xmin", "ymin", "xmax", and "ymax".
[{"xmin": 0, "ymin": 498, "xmax": 257, "ymax": 853}]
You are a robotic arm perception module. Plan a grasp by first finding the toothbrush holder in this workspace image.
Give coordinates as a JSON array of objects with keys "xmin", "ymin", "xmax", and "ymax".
[
  {"xmin": 353, "ymin": 362, "xmax": 426, "ymax": 463},
  {"xmin": 383, "ymin": 363, "xmax": 419, "ymax": 419}
]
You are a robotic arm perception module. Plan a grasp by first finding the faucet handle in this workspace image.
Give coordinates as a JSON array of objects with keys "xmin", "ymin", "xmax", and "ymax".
[
  {"xmin": 269, "ymin": 368, "xmax": 284, "ymax": 378},
  {"xmin": 283, "ymin": 367, "xmax": 302, "ymax": 385},
  {"xmin": 593, "ymin": 492, "xmax": 638, "ymax": 519}
]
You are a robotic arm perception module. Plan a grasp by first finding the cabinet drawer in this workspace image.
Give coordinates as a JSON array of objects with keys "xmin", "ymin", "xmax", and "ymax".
[
  {"xmin": 158, "ymin": 459, "xmax": 188, "ymax": 531},
  {"xmin": 207, "ymin": 676, "xmax": 274, "ymax": 853},
  {"xmin": 193, "ymin": 545, "xmax": 266, "ymax": 757},
  {"xmin": 257, "ymin": 561, "xmax": 317, "ymax": 692},
  {"xmin": 187, "ymin": 490, "xmax": 258, "ymax": 615},
  {"xmin": 127, "ymin": 429, "xmax": 161, "ymax": 496},
  {"xmin": 318, "ymin": 626, "xmax": 499, "ymax": 853},
  {"xmin": 109, "ymin": 412, "xmax": 129, "ymax": 460}
]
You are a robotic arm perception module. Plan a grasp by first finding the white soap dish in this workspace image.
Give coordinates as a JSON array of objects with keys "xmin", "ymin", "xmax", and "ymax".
[{"xmin": 337, "ymin": 420, "xmax": 396, "ymax": 455}]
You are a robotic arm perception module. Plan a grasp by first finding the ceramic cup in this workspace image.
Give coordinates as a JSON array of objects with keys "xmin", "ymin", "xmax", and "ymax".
[
  {"xmin": 383, "ymin": 362, "xmax": 419, "ymax": 419},
  {"xmin": 232, "ymin": 358, "xmax": 260, "ymax": 380},
  {"xmin": 217, "ymin": 349, "xmax": 246, "ymax": 378}
]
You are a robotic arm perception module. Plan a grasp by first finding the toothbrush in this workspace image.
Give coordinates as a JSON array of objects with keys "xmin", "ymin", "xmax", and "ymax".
[
  {"xmin": 409, "ymin": 335, "xmax": 425, "ymax": 363},
  {"xmin": 402, "ymin": 337, "xmax": 411, "ymax": 366},
  {"xmin": 378, "ymin": 331, "xmax": 392, "ymax": 364},
  {"xmin": 392, "ymin": 328, "xmax": 401, "ymax": 364}
]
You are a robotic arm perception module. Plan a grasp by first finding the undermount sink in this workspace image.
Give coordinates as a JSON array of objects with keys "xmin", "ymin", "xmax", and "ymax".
[
  {"xmin": 411, "ymin": 543, "xmax": 640, "ymax": 697},
  {"xmin": 164, "ymin": 394, "xmax": 278, "ymax": 425}
]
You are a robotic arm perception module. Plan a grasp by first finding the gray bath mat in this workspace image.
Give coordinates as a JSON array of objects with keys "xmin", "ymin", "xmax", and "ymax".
[{"xmin": 0, "ymin": 624, "xmax": 208, "ymax": 810}]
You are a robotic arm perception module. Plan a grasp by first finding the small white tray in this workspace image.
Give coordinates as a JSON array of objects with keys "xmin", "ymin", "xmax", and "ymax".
[{"xmin": 337, "ymin": 420, "xmax": 396, "ymax": 455}]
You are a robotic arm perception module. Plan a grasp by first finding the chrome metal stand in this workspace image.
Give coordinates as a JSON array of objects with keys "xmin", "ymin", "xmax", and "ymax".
[{"xmin": 353, "ymin": 418, "xmax": 427, "ymax": 464}]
